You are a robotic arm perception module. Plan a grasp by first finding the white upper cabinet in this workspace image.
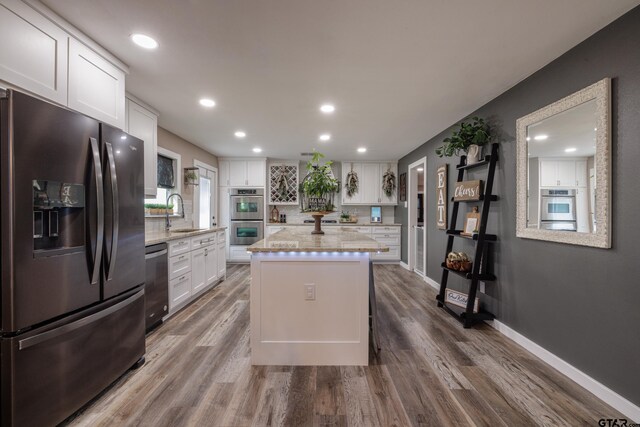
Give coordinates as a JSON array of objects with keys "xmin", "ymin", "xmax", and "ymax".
[
  {"xmin": 125, "ymin": 98, "xmax": 158, "ymax": 197},
  {"xmin": 68, "ymin": 38, "xmax": 125, "ymax": 129},
  {"xmin": 539, "ymin": 158, "xmax": 588, "ymax": 188},
  {"xmin": 0, "ymin": 0, "xmax": 68, "ymax": 105},
  {"xmin": 341, "ymin": 161, "xmax": 398, "ymax": 205},
  {"xmin": 220, "ymin": 159, "xmax": 266, "ymax": 187}
]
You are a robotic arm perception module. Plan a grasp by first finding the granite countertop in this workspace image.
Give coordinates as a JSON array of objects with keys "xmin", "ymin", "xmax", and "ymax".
[
  {"xmin": 145, "ymin": 226, "xmax": 227, "ymax": 246},
  {"xmin": 266, "ymin": 222, "xmax": 401, "ymax": 227},
  {"xmin": 247, "ymin": 228, "xmax": 390, "ymax": 253}
]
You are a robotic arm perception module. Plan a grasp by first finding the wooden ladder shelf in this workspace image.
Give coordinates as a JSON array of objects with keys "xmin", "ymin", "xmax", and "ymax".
[{"xmin": 436, "ymin": 143, "xmax": 499, "ymax": 328}]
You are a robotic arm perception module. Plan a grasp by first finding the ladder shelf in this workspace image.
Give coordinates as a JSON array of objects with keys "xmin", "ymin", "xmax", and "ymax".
[{"xmin": 436, "ymin": 142, "xmax": 499, "ymax": 328}]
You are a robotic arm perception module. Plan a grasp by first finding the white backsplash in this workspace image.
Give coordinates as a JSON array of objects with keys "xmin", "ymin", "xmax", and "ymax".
[
  {"xmin": 270, "ymin": 205, "xmax": 395, "ymax": 224},
  {"xmin": 145, "ymin": 200, "xmax": 194, "ymax": 233}
]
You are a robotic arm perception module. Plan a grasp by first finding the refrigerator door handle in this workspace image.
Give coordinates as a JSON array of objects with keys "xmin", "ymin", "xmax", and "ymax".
[
  {"xmin": 18, "ymin": 289, "xmax": 144, "ymax": 350},
  {"xmin": 105, "ymin": 141, "xmax": 119, "ymax": 281},
  {"xmin": 90, "ymin": 137, "xmax": 104, "ymax": 286}
]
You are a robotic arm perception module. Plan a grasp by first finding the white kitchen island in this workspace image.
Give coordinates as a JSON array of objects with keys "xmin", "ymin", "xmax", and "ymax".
[{"xmin": 247, "ymin": 228, "xmax": 388, "ymax": 366}]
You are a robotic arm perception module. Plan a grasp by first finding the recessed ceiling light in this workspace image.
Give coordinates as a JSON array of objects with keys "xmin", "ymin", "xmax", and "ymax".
[
  {"xmin": 115, "ymin": 150, "xmax": 121, "ymax": 154},
  {"xmin": 526, "ymin": 137, "xmax": 531, "ymax": 141},
  {"xmin": 320, "ymin": 104, "xmax": 335, "ymax": 114},
  {"xmin": 252, "ymin": 147, "xmax": 262, "ymax": 153},
  {"xmin": 594, "ymin": 127, "xmax": 598, "ymax": 131},
  {"xmin": 534, "ymin": 134, "xmax": 548, "ymax": 141},
  {"xmin": 417, "ymin": 167, "xmax": 424, "ymax": 172},
  {"xmin": 120, "ymin": 135, "xmax": 127, "ymax": 140},
  {"xmin": 357, "ymin": 147, "xmax": 367, "ymax": 153},
  {"xmin": 319, "ymin": 133, "xmax": 331, "ymax": 141},
  {"xmin": 199, "ymin": 98, "xmax": 216, "ymax": 108},
  {"xmin": 235, "ymin": 131, "xmax": 246, "ymax": 138},
  {"xmin": 131, "ymin": 34, "xmax": 158, "ymax": 49},
  {"xmin": 565, "ymin": 147, "xmax": 577, "ymax": 153}
]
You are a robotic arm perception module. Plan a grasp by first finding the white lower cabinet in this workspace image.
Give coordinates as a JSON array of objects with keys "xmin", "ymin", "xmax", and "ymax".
[{"xmin": 167, "ymin": 231, "xmax": 227, "ymax": 315}]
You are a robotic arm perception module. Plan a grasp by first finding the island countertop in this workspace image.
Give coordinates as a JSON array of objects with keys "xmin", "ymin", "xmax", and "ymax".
[{"xmin": 247, "ymin": 228, "xmax": 389, "ymax": 253}]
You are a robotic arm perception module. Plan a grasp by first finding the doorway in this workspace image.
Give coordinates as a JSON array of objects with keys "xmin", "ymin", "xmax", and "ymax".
[
  {"xmin": 194, "ymin": 160, "xmax": 217, "ymax": 228},
  {"xmin": 407, "ymin": 157, "xmax": 427, "ymax": 277}
]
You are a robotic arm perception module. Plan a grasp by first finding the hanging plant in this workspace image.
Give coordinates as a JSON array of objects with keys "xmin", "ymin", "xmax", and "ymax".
[
  {"xmin": 277, "ymin": 165, "xmax": 289, "ymax": 198},
  {"xmin": 382, "ymin": 167, "xmax": 396, "ymax": 197},
  {"xmin": 345, "ymin": 164, "xmax": 359, "ymax": 197}
]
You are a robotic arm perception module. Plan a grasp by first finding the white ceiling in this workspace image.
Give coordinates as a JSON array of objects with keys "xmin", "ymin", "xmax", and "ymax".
[
  {"xmin": 41, "ymin": 0, "xmax": 638, "ymax": 161},
  {"xmin": 528, "ymin": 100, "xmax": 597, "ymax": 158}
]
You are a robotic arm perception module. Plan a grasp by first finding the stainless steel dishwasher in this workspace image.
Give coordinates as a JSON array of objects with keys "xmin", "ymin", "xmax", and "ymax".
[{"xmin": 145, "ymin": 243, "xmax": 168, "ymax": 332}]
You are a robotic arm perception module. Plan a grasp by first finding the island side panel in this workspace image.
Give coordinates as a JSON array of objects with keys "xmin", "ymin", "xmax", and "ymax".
[{"xmin": 250, "ymin": 252, "xmax": 370, "ymax": 366}]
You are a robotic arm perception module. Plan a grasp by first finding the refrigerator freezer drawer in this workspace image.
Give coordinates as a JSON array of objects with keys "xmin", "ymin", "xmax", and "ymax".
[{"xmin": 1, "ymin": 288, "xmax": 145, "ymax": 427}]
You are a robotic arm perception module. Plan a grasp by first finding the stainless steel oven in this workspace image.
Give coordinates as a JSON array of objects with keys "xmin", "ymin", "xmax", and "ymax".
[
  {"xmin": 540, "ymin": 189, "xmax": 576, "ymax": 222},
  {"xmin": 230, "ymin": 188, "xmax": 264, "ymax": 221},
  {"xmin": 230, "ymin": 221, "xmax": 264, "ymax": 245}
]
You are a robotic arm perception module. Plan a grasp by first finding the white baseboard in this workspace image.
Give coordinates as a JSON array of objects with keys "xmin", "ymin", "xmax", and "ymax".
[
  {"xmin": 399, "ymin": 261, "xmax": 410, "ymax": 270},
  {"xmin": 424, "ymin": 276, "xmax": 640, "ymax": 421}
]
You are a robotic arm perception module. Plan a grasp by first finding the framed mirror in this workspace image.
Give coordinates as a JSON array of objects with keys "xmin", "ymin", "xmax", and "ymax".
[{"xmin": 516, "ymin": 78, "xmax": 611, "ymax": 248}]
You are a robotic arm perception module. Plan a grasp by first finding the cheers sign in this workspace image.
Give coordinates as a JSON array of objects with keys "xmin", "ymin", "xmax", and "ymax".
[{"xmin": 453, "ymin": 180, "xmax": 484, "ymax": 201}]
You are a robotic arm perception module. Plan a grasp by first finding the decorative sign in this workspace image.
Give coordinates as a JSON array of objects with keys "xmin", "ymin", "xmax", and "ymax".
[
  {"xmin": 461, "ymin": 206, "xmax": 481, "ymax": 237},
  {"xmin": 445, "ymin": 289, "xmax": 479, "ymax": 313},
  {"xmin": 399, "ymin": 173, "xmax": 407, "ymax": 202},
  {"xmin": 436, "ymin": 165, "xmax": 447, "ymax": 229},
  {"xmin": 453, "ymin": 180, "xmax": 484, "ymax": 201}
]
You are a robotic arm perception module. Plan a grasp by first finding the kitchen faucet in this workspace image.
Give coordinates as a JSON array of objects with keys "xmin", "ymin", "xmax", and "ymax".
[{"xmin": 165, "ymin": 193, "xmax": 185, "ymax": 230}]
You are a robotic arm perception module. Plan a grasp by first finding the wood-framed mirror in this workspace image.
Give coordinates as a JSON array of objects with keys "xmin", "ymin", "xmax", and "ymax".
[{"xmin": 516, "ymin": 78, "xmax": 611, "ymax": 248}]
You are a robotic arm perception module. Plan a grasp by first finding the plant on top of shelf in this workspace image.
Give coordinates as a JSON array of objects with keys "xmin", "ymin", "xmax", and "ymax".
[
  {"xmin": 300, "ymin": 150, "xmax": 339, "ymax": 213},
  {"xmin": 435, "ymin": 116, "xmax": 491, "ymax": 164}
]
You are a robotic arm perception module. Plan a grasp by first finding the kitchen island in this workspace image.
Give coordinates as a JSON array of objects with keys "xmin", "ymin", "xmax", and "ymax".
[{"xmin": 247, "ymin": 228, "xmax": 388, "ymax": 366}]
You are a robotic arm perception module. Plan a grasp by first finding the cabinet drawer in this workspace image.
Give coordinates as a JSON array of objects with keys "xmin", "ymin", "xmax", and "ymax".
[
  {"xmin": 169, "ymin": 252, "xmax": 191, "ymax": 280},
  {"xmin": 229, "ymin": 245, "xmax": 251, "ymax": 261},
  {"xmin": 351, "ymin": 226, "xmax": 372, "ymax": 234},
  {"xmin": 372, "ymin": 226, "xmax": 400, "ymax": 235},
  {"xmin": 372, "ymin": 246, "xmax": 400, "ymax": 260},
  {"xmin": 169, "ymin": 272, "xmax": 191, "ymax": 309},
  {"xmin": 217, "ymin": 230, "xmax": 226, "ymax": 244},
  {"xmin": 372, "ymin": 235, "xmax": 401, "ymax": 246},
  {"xmin": 168, "ymin": 238, "xmax": 191, "ymax": 257},
  {"xmin": 191, "ymin": 233, "xmax": 215, "ymax": 250}
]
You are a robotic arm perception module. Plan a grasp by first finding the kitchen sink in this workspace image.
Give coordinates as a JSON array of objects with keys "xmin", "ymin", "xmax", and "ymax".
[{"xmin": 170, "ymin": 228, "xmax": 206, "ymax": 233}]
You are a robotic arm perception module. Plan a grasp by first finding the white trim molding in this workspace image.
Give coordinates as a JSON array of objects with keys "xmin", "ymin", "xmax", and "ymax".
[{"xmin": 422, "ymin": 275, "xmax": 639, "ymax": 421}]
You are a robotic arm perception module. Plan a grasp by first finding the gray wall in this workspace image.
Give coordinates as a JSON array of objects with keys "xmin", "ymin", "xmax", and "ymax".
[{"xmin": 396, "ymin": 6, "xmax": 640, "ymax": 407}]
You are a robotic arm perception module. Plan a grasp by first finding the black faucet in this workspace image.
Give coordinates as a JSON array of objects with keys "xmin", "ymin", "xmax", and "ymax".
[{"xmin": 165, "ymin": 193, "xmax": 185, "ymax": 230}]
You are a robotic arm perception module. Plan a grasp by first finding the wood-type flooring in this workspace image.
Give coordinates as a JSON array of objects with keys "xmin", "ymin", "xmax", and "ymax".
[{"xmin": 65, "ymin": 264, "xmax": 623, "ymax": 426}]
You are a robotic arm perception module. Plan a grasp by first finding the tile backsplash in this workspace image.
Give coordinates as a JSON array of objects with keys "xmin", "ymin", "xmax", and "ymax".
[
  {"xmin": 145, "ymin": 200, "xmax": 194, "ymax": 233},
  {"xmin": 269, "ymin": 205, "xmax": 395, "ymax": 224}
]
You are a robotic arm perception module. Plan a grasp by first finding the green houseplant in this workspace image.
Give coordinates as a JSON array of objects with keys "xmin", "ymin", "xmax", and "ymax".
[
  {"xmin": 300, "ymin": 150, "xmax": 340, "ymax": 234},
  {"xmin": 435, "ymin": 116, "xmax": 491, "ymax": 164}
]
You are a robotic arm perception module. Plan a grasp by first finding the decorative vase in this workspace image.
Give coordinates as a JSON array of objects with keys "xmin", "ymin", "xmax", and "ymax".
[{"xmin": 466, "ymin": 144, "xmax": 483, "ymax": 165}]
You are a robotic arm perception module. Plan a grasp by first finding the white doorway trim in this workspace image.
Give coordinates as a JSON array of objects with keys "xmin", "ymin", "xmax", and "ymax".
[
  {"xmin": 193, "ymin": 159, "xmax": 218, "ymax": 228},
  {"xmin": 407, "ymin": 157, "xmax": 427, "ymax": 276}
]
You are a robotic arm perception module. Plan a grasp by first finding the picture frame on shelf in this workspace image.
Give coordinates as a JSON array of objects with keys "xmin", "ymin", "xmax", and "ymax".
[{"xmin": 461, "ymin": 206, "xmax": 480, "ymax": 237}]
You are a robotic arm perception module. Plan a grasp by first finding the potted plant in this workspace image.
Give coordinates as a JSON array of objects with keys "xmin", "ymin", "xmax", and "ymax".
[
  {"xmin": 435, "ymin": 116, "xmax": 491, "ymax": 164},
  {"xmin": 300, "ymin": 150, "xmax": 339, "ymax": 234}
]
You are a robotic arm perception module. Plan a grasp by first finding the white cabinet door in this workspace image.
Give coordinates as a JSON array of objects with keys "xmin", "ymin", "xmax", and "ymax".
[
  {"xmin": 229, "ymin": 161, "xmax": 247, "ymax": 187},
  {"xmin": 539, "ymin": 160, "xmax": 558, "ymax": 187},
  {"xmin": 219, "ymin": 160, "xmax": 230, "ymax": 186},
  {"xmin": 205, "ymin": 245, "xmax": 218, "ymax": 285},
  {"xmin": 575, "ymin": 159, "xmax": 588, "ymax": 187},
  {"xmin": 341, "ymin": 162, "xmax": 363, "ymax": 205},
  {"xmin": 219, "ymin": 187, "xmax": 230, "ymax": 228},
  {"xmin": 379, "ymin": 163, "xmax": 398, "ymax": 205},
  {"xmin": 217, "ymin": 242, "xmax": 226, "ymax": 279},
  {"xmin": 557, "ymin": 160, "xmax": 576, "ymax": 187},
  {"xmin": 68, "ymin": 39, "xmax": 125, "ymax": 129},
  {"xmin": 246, "ymin": 160, "xmax": 266, "ymax": 187},
  {"xmin": 361, "ymin": 163, "xmax": 381, "ymax": 204},
  {"xmin": 0, "ymin": 0, "xmax": 68, "ymax": 105},
  {"xmin": 126, "ymin": 99, "xmax": 158, "ymax": 196},
  {"xmin": 191, "ymin": 248, "xmax": 207, "ymax": 295},
  {"xmin": 169, "ymin": 273, "xmax": 191, "ymax": 312}
]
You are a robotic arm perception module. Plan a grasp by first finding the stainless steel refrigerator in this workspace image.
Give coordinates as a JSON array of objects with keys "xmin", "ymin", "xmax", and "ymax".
[{"xmin": 0, "ymin": 89, "xmax": 146, "ymax": 426}]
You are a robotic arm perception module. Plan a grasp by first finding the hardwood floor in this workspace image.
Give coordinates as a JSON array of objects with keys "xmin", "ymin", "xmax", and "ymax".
[{"xmin": 65, "ymin": 264, "xmax": 622, "ymax": 426}]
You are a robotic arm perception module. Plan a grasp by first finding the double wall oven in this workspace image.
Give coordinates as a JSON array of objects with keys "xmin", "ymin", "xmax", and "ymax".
[
  {"xmin": 230, "ymin": 188, "xmax": 264, "ymax": 245},
  {"xmin": 540, "ymin": 189, "xmax": 577, "ymax": 231}
]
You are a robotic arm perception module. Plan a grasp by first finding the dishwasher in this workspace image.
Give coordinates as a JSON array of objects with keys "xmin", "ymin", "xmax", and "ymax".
[{"xmin": 145, "ymin": 243, "xmax": 169, "ymax": 332}]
